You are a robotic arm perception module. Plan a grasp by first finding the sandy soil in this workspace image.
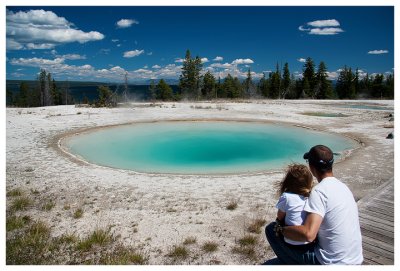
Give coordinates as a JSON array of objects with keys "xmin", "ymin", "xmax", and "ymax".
[{"xmin": 6, "ymin": 100, "xmax": 394, "ymax": 264}]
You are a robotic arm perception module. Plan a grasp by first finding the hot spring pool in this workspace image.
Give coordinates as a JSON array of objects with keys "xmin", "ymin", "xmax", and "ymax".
[{"xmin": 64, "ymin": 121, "xmax": 358, "ymax": 174}]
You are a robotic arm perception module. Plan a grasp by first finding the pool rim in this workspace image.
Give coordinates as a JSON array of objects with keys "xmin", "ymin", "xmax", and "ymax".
[{"xmin": 54, "ymin": 118, "xmax": 363, "ymax": 177}]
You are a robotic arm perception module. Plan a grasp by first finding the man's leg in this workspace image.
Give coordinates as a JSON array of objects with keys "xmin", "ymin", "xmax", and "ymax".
[{"xmin": 265, "ymin": 222, "xmax": 320, "ymax": 265}]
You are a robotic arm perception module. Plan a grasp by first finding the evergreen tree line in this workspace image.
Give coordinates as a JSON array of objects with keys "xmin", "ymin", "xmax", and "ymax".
[
  {"xmin": 170, "ymin": 52, "xmax": 394, "ymax": 101},
  {"xmin": 7, "ymin": 51, "xmax": 394, "ymax": 107},
  {"xmin": 8, "ymin": 69, "xmax": 74, "ymax": 107}
]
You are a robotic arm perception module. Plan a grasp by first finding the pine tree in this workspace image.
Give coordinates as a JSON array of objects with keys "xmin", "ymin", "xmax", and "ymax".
[
  {"xmin": 156, "ymin": 79, "xmax": 174, "ymax": 101},
  {"xmin": 258, "ymin": 73, "xmax": 269, "ymax": 98},
  {"xmin": 179, "ymin": 49, "xmax": 202, "ymax": 100},
  {"xmin": 243, "ymin": 69, "xmax": 256, "ymax": 98},
  {"xmin": 302, "ymin": 57, "xmax": 316, "ymax": 97},
  {"xmin": 201, "ymin": 71, "xmax": 216, "ymax": 99},
  {"xmin": 281, "ymin": 63, "xmax": 290, "ymax": 99},
  {"xmin": 315, "ymin": 61, "xmax": 332, "ymax": 99}
]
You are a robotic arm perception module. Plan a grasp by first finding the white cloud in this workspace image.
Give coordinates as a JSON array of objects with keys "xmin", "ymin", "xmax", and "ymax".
[
  {"xmin": 297, "ymin": 58, "xmax": 306, "ymax": 63},
  {"xmin": 152, "ymin": 65, "xmax": 161, "ymax": 69},
  {"xmin": 175, "ymin": 58, "xmax": 185, "ymax": 63},
  {"xmin": 307, "ymin": 19, "xmax": 340, "ymax": 28},
  {"xmin": 201, "ymin": 57, "xmax": 209, "ymax": 63},
  {"xmin": 10, "ymin": 57, "xmax": 65, "ymax": 67},
  {"xmin": 210, "ymin": 62, "xmax": 233, "ymax": 69},
  {"xmin": 123, "ymin": 49, "xmax": 144, "ymax": 58},
  {"xmin": 111, "ymin": 39, "xmax": 119, "ymax": 42},
  {"xmin": 147, "ymin": 52, "xmax": 153, "ymax": 56},
  {"xmin": 116, "ymin": 19, "xmax": 138, "ymax": 28},
  {"xmin": 309, "ymin": 27, "xmax": 344, "ymax": 35},
  {"xmin": 6, "ymin": 39, "xmax": 23, "ymax": 50},
  {"xmin": 368, "ymin": 50, "xmax": 389, "ymax": 55},
  {"xmin": 6, "ymin": 9, "xmax": 104, "ymax": 50},
  {"xmin": 26, "ymin": 43, "xmax": 55, "ymax": 49},
  {"xmin": 213, "ymin": 56, "xmax": 223, "ymax": 61},
  {"xmin": 232, "ymin": 58, "xmax": 254, "ymax": 65},
  {"xmin": 61, "ymin": 53, "xmax": 86, "ymax": 60},
  {"xmin": 298, "ymin": 19, "xmax": 343, "ymax": 36}
]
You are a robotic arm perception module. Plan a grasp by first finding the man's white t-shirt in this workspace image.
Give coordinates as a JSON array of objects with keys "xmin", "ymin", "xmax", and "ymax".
[
  {"xmin": 304, "ymin": 176, "xmax": 363, "ymax": 264},
  {"xmin": 276, "ymin": 192, "xmax": 309, "ymax": 245}
]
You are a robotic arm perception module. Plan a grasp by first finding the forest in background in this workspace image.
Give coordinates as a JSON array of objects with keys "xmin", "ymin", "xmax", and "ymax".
[{"xmin": 6, "ymin": 50, "xmax": 394, "ymax": 108}]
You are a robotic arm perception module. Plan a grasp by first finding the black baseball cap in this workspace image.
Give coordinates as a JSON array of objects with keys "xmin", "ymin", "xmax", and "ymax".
[{"xmin": 303, "ymin": 145, "xmax": 334, "ymax": 168}]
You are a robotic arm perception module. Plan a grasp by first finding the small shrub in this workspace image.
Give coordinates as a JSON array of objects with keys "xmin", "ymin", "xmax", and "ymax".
[
  {"xmin": 247, "ymin": 218, "xmax": 267, "ymax": 234},
  {"xmin": 7, "ymin": 188, "xmax": 23, "ymax": 197},
  {"xmin": 6, "ymin": 215, "xmax": 31, "ymax": 231},
  {"xmin": 231, "ymin": 246, "xmax": 256, "ymax": 259},
  {"xmin": 73, "ymin": 208, "xmax": 83, "ymax": 219},
  {"xmin": 167, "ymin": 245, "xmax": 189, "ymax": 260},
  {"xmin": 202, "ymin": 241, "xmax": 218, "ymax": 253},
  {"xmin": 11, "ymin": 196, "xmax": 32, "ymax": 211},
  {"xmin": 76, "ymin": 228, "xmax": 113, "ymax": 251},
  {"xmin": 226, "ymin": 200, "xmax": 238, "ymax": 210},
  {"xmin": 99, "ymin": 245, "xmax": 149, "ymax": 265},
  {"xmin": 238, "ymin": 235, "xmax": 258, "ymax": 247},
  {"xmin": 183, "ymin": 236, "xmax": 197, "ymax": 245},
  {"xmin": 42, "ymin": 200, "xmax": 55, "ymax": 211}
]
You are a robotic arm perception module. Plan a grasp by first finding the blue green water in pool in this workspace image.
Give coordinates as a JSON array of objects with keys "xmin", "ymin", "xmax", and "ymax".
[{"xmin": 65, "ymin": 121, "xmax": 357, "ymax": 174}]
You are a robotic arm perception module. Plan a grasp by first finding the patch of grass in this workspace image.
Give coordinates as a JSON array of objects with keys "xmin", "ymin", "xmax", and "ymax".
[
  {"xmin": 202, "ymin": 241, "xmax": 218, "ymax": 253},
  {"xmin": 226, "ymin": 200, "xmax": 238, "ymax": 210},
  {"xmin": 58, "ymin": 233, "xmax": 79, "ymax": 244},
  {"xmin": 6, "ymin": 215, "xmax": 31, "ymax": 231},
  {"xmin": 247, "ymin": 218, "xmax": 267, "ymax": 234},
  {"xmin": 238, "ymin": 235, "xmax": 258, "ymax": 247},
  {"xmin": 183, "ymin": 236, "xmax": 197, "ymax": 245},
  {"xmin": 231, "ymin": 246, "xmax": 257, "ymax": 259},
  {"xmin": 167, "ymin": 245, "xmax": 189, "ymax": 260},
  {"xmin": 11, "ymin": 196, "xmax": 32, "ymax": 211},
  {"xmin": 76, "ymin": 228, "xmax": 113, "ymax": 251},
  {"xmin": 42, "ymin": 200, "xmax": 55, "ymax": 211},
  {"xmin": 7, "ymin": 188, "xmax": 23, "ymax": 197},
  {"xmin": 6, "ymin": 221, "xmax": 51, "ymax": 264},
  {"xmin": 99, "ymin": 245, "xmax": 149, "ymax": 265},
  {"xmin": 73, "ymin": 208, "xmax": 83, "ymax": 219}
]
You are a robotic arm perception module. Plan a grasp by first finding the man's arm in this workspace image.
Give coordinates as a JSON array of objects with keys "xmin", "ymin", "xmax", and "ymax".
[
  {"xmin": 276, "ymin": 209, "xmax": 286, "ymax": 222},
  {"xmin": 282, "ymin": 213, "xmax": 323, "ymax": 242}
]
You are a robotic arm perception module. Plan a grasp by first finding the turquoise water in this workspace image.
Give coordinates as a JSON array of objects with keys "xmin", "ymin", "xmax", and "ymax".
[
  {"xmin": 66, "ymin": 121, "xmax": 357, "ymax": 174},
  {"xmin": 336, "ymin": 104, "xmax": 393, "ymax": 111}
]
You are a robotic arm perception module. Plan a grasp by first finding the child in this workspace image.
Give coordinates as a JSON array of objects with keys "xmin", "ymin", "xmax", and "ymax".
[{"xmin": 274, "ymin": 164, "xmax": 314, "ymax": 246}]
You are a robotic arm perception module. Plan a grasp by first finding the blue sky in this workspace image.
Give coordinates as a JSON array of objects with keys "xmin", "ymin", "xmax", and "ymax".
[{"xmin": 6, "ymin": 6, "xmax": 394, "ymax": 82}]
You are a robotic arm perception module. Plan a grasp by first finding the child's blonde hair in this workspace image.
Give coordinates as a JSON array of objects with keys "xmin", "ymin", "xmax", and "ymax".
[{"xmin": 277, "ymin": 164, "xmax": 313, "ymax": 197}]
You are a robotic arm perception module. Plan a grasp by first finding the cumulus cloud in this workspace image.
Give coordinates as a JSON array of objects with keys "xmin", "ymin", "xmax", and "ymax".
[
  {"xmin": 307, "ymin": 19, "xmax": 340, "ymax": 28},
  {"xmin": 10, "ymin": 57, "xmax": 65, "ymax": 66},
  {"xmin": 297, "ymin": 58, "xmax": 306, "ymax": 63},
  {"xmin": 116, "ymin": 19, "xmax": 139, "ymax": 28},
  {"xmin": 123, "ymin": 49, "xmax": 144, "ymax": 58},
  {"xmin": 213, "ymin": 56, "xmax": 223, "ymax": 61},
  {"xmin": 152, "ymin": 65, "xmax": 161, "ymax": 69},
  {"xmin": 368, "ymin": 50, "xmax": 389, "ymax": 55},
  {"xmin": 61, "ymin": 53, "xmax": 86, "ymax": 60},
  {"xmin": 210, "ymin": 62, "xmax": 233, "ymax": 69},
  {"xmin": 309, "ymin": 27, "xmax": 344, "ymax": 35},
  {"xmin": 6, "ymin": 9, "xmax": 104, "ymax": 50},
  {"xmin": 201, "ymin": 57, "xmax": 209, "ymax": 63},
  {"xmin": 298, "ymin": 19, "xmax": 344, "ymax": 35},
  {"xmin": 232, "ymin": 58, "xmax": 254, "ymax": 65},
  {"xmin": 174, "ymin": 58, "xmax": 185, "ymax": 63}
]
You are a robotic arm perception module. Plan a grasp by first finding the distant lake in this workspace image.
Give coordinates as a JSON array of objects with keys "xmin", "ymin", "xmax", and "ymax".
[{"xmin": 6, "ymin": 80, "xmax": 179, "ymax": 103}]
